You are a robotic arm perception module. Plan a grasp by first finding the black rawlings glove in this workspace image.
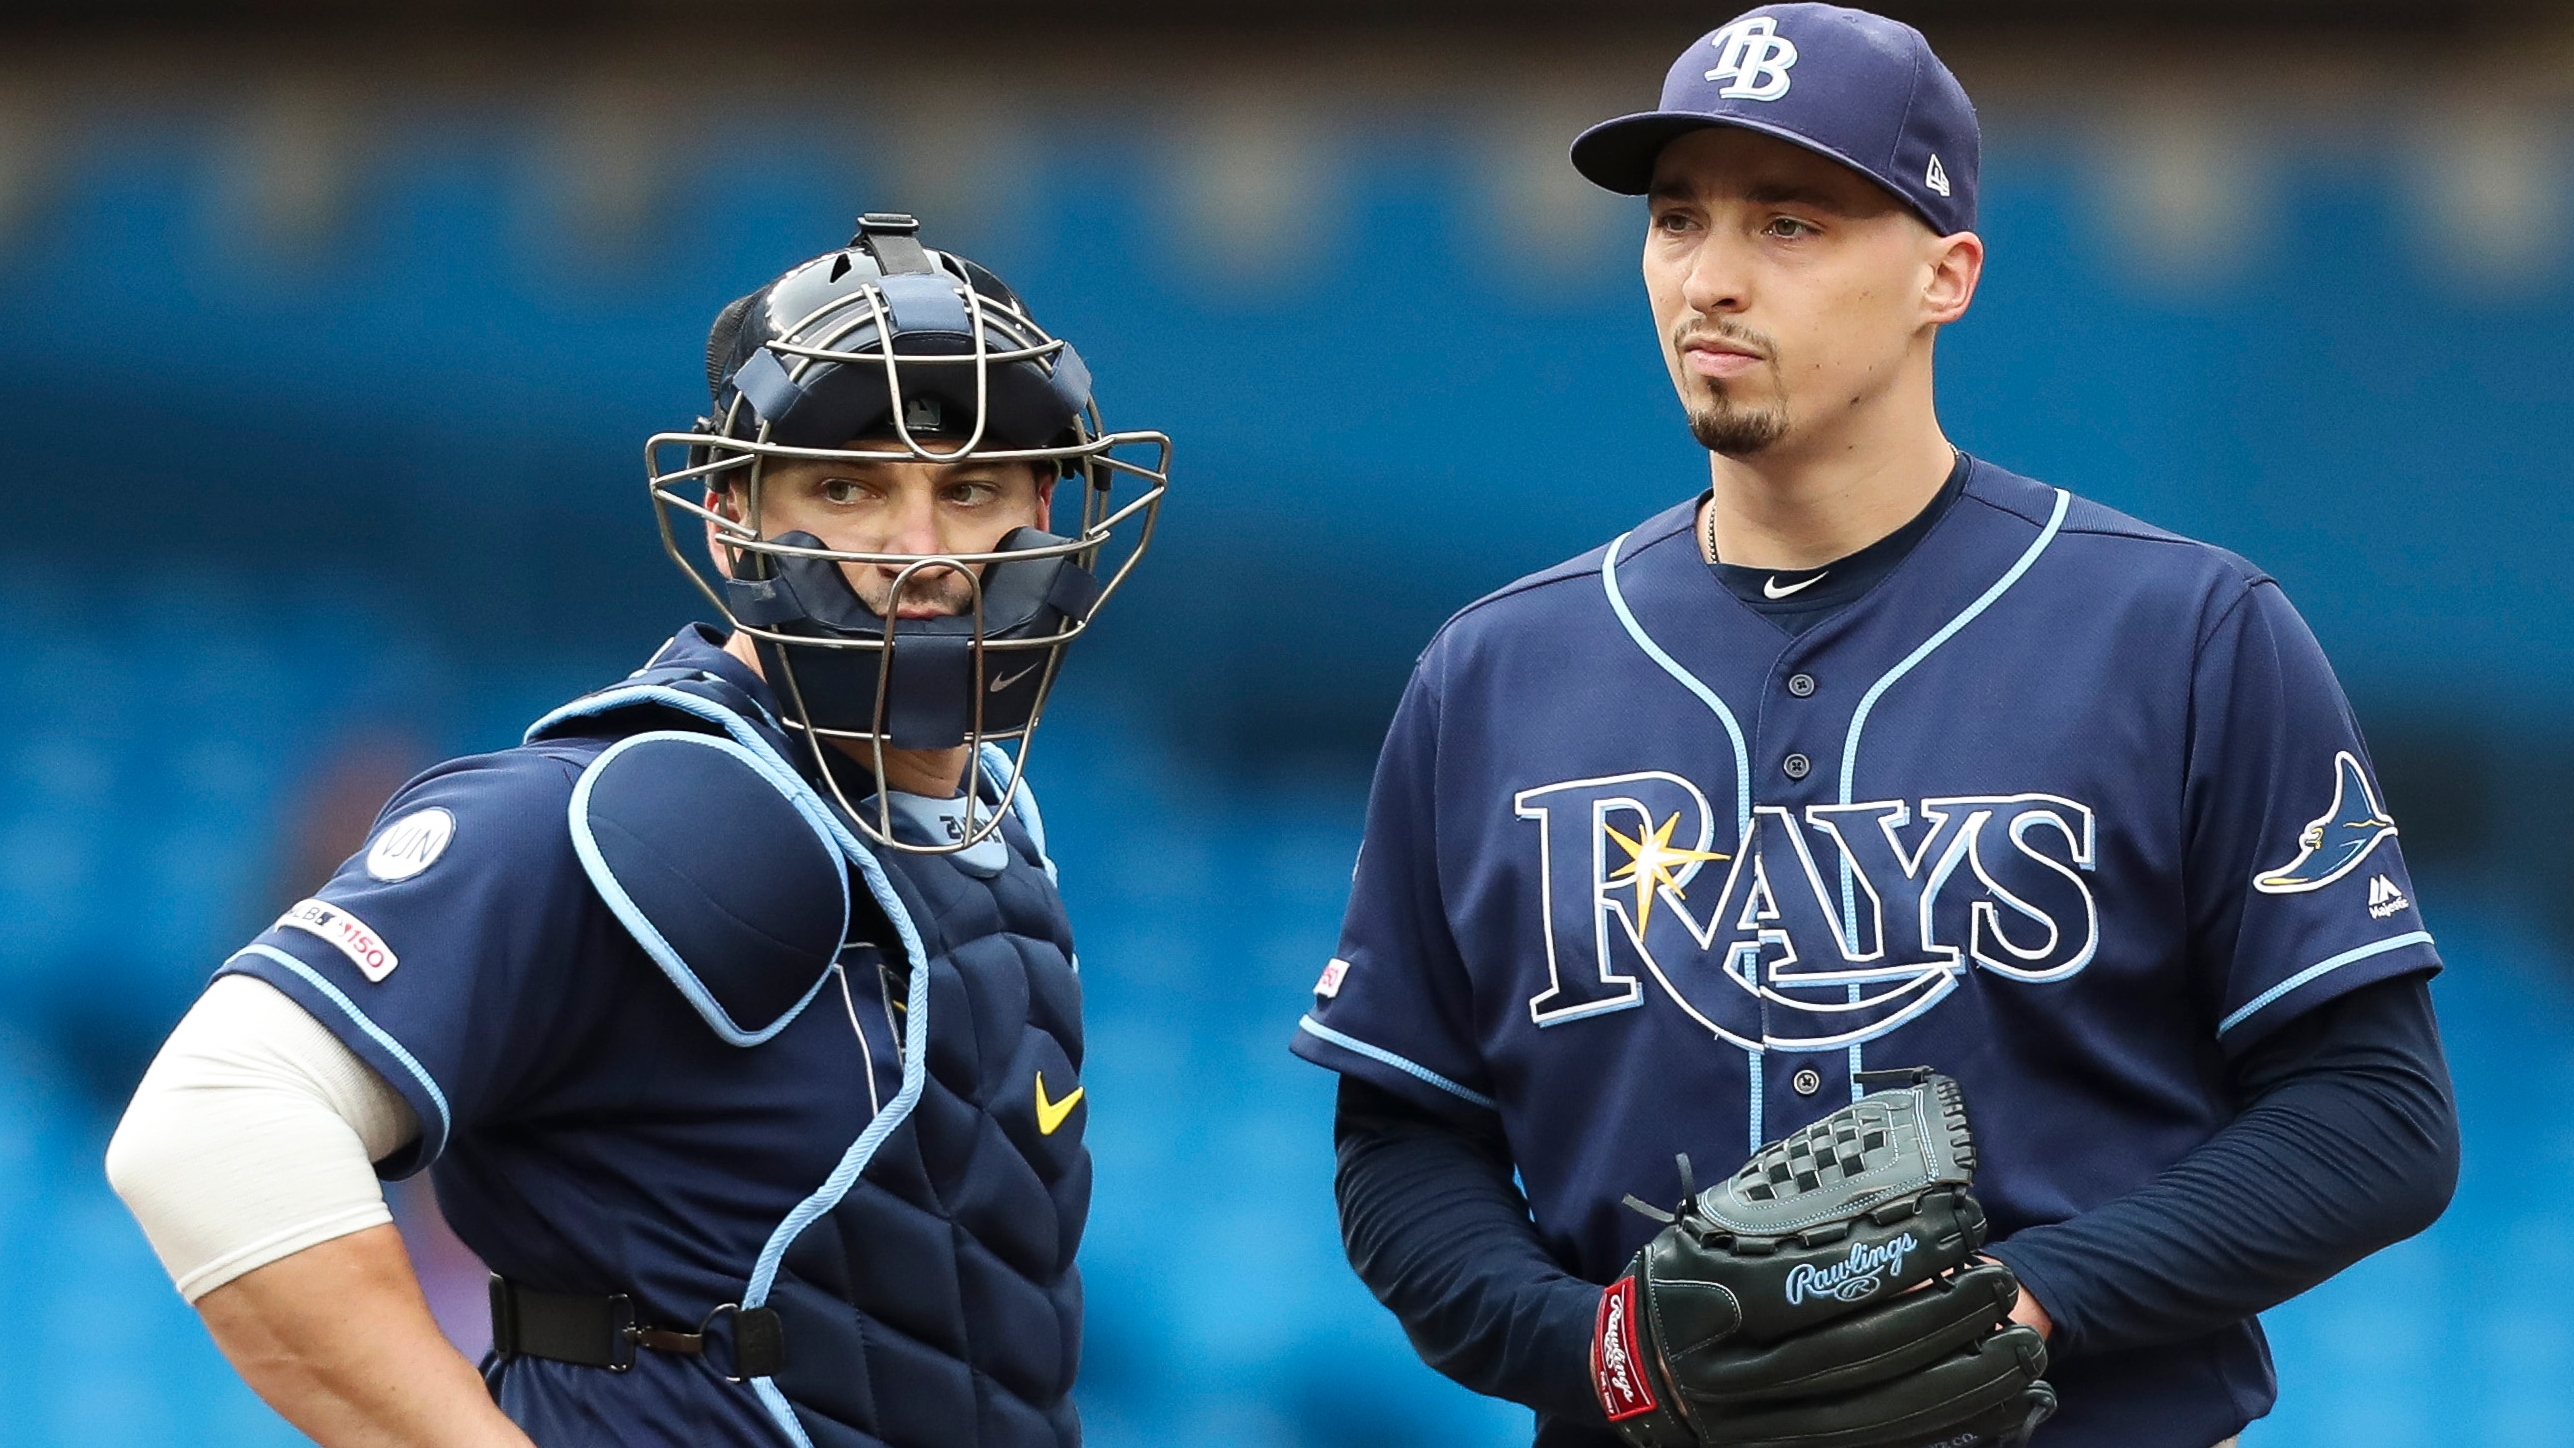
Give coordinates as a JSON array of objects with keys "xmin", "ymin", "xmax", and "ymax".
[{"xmin": 1592, "ymin": 1069, "xmax": 2056, "ymax": 1448}]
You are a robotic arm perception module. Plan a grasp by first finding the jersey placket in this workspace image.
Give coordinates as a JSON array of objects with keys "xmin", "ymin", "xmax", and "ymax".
[{"xmin": 1747, "ymin": 629, "xmax": 1860, "ymax": 1133}]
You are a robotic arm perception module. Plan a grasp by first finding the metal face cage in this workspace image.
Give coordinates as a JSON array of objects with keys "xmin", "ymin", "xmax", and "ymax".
[{"xmin": 645, "ymin": 239, "xmax": 1168, "ymax": 856}]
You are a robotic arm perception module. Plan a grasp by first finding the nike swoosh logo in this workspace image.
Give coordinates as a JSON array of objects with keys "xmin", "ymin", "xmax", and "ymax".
[
  {"xmin": 1034, "ymin": 1072, "xmax": 1085, "ymax": 1135},
  {"xmin": 988, "ymin": 662, "xmax": 1042, "ymax": 693},
  {"xmin": 1762, "ymin": 571, "xmax": 1827, "ymax": 599}
]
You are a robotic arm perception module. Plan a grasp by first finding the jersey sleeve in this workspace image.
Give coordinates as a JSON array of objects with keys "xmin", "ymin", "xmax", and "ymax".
[
  {"xmin": 217, "ymin": 747, "xmax": 614, "ymax": 1177},
  {"xmin": 2188, "ymin": 579, "xmax": 2440, "ymax": 1053},
  {"xmin": 1291, "ymin": 664, "xmax": 1499, "ymax": 1119}
]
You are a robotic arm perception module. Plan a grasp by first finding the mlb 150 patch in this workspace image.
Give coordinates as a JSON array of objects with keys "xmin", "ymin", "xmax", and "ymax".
[{"xmin": 277, "ymin": 899, "xmax": 399, "ymax": 982}]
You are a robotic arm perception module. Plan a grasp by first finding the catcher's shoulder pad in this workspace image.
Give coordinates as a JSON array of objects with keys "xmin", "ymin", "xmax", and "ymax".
[
  {"xmin": 1696, "ymin": 1071, "xmax": 1975, "ymax": 1238},
  {"xmin": 570, "ymin": 729, "xmax": 850, "ymax": 1046}
]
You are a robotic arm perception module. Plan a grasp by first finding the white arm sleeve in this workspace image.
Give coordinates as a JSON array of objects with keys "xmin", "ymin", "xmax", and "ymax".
[{"xmin": 106, "ymin": 973, "xmax": 423, "ymax": 1303}]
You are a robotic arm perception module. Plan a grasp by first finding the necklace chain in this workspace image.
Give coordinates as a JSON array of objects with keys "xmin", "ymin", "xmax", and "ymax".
[{"xmin": 1701, "ymin": 447, "xmax": 1963, "ymax": 568}]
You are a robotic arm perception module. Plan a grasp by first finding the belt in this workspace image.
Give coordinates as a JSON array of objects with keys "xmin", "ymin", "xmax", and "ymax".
[{"xmin": 487, "ymin": 1275, "xmax": 786, "ymax": 1379}]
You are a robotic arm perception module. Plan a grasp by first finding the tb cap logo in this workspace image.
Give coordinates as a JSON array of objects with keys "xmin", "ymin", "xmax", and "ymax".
[{"xmin": 1705, "ymin": 16, "xmax": 1799, "ymax": 101}]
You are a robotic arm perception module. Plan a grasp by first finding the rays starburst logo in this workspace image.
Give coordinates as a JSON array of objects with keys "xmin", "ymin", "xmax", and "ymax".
[{"xmin": 1604, "ymin": 810, "xmax": 1732, "ymax": 936}]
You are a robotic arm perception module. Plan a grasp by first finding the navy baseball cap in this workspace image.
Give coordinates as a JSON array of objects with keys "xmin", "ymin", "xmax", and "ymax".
[{"xmin": 1571, "ymin": 3, "xmax": 1979, "ymax": 236}]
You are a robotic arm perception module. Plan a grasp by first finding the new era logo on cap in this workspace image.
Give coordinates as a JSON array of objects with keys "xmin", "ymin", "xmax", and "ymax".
[
  {"xmin": 1569, "ymin": 3, "xmax": 1982, "ymax": 237},
  {"xmin": 1705, "ymin": 16, "xmax": 1799, "ymax": 100}
]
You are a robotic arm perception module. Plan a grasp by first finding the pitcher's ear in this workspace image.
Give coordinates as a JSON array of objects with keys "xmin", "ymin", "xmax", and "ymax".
[{"xmin": 1923, "ymin": 229, "xmax": 1984, "ymax": 327}]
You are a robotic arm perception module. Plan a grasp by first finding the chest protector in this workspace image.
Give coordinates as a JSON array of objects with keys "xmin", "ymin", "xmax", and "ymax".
[{"xmin": 528, "ymin": 664, "xmax": 1088, "ymax": 1448}]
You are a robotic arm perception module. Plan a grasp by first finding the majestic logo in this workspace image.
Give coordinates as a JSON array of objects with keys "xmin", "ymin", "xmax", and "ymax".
[
  {"xmin": 2368, "ymin": 874, "xmax": 2411, "ymax": 920},
  {"xmin": 1763, "ymin": 571, "xmax": 1827, "ymax": 599},
  {"xmin": 1594, "ymin": 1276, "xmax": 1658, "ymax": 1420},
  {"xmin": 1784, "ymin": 1231, "xmax": 1918, "ymax": 1305},
  {"xmin": 277, "ymin": 898, "xmax": 399, "ymax": 982},
  {"xmin": 2255, "ymin": 751, "xmax": 2398, "ymax": 894},
  {"xmin": 1515, "ymin": 772, "xmax": 2098, "ymax": 1046},
  {"xmin": 1034, "ymin": 1072, "xmax": 1085, "ymax": 1135},
  {"xmin": 365, "ymin": 808, "xmax": 454, "ymax": 883},
  {"xmin": 1704, "ymin": 16, "xmax": 1799, "ymax": 101},
  {"xmin": 1925, "ymin": 153, "xmax": 1952, "ymax": 198}
]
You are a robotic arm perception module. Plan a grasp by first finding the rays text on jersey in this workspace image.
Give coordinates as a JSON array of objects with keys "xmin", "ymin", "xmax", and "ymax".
[{"xmin": 1514, "ymin": 771, "xmax": 2099, "ymax": 1048}]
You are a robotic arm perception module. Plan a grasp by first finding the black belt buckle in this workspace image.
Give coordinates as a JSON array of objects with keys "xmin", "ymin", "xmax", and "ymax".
[
  {"xmin": 487, "ymin": 1273, "xmax": 779, "ymax": 1378},
  {"xmin": 489, "ymin": 1275, "xmax": 641, "ymax": 1372}
]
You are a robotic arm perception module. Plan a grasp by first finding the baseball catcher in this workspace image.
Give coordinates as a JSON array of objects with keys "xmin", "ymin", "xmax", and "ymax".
[{"xmin": 108, "ymin": 214, "xmax": 1167, "ymax": 1448}]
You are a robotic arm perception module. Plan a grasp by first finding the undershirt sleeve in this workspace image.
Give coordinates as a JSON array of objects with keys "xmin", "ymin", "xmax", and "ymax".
[
  {"xmin": 1984, "ymin": 970, "xmax": 2458, "ymax": 1359},
  {"xmin": 1332, "ymin": 1077, "xmax": 1604, "ymax": 1426},
  {"xmin": 1336, "ymin": 971, "xmax": 2457, "ymax": 1399},
  {"xmin": 106, "ymin": 974, "xmax": 420, "ymax": 1303},
  {"xmin": 217, "ymin": 746, "xmax": 611, "ymax": 1176}
]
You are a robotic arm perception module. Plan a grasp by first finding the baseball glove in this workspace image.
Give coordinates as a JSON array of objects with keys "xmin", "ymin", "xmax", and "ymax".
[{"xmin": 1592, "ymin": 1069, "xmax": 2056, "ymax": 1448}]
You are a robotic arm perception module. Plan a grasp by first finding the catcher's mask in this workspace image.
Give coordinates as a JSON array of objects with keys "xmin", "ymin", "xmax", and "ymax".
[{"xmin": 648, "ymin": 213, "xmax": 1168, "ymax": 854}]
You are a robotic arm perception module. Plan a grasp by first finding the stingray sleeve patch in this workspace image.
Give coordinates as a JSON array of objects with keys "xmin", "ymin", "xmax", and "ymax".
[
  {"xmin": 277, "ymin": 898, "xmax": 399, "ymax": 982},
  {"xmin": 1594, "ymin": 1275, "xmax": 1658, "ymax": 1421}
]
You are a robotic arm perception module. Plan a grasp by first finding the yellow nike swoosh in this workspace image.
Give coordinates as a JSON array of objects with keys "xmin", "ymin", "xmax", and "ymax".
[{"xmin": 1034, "ymin": 1073, "xmax": 1085, "ymax": 1136}]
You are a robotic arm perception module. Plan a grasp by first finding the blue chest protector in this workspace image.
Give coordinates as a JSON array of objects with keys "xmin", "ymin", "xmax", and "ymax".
[{"xmin": 528, "ymin": 664, "xmax": 1088, "ymax": 1448}]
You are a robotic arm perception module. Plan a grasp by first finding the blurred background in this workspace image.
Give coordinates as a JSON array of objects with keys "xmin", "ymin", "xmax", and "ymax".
[{"xmin": 3, "ymin": 0, "xmax": 2571, "ymax": 1442}]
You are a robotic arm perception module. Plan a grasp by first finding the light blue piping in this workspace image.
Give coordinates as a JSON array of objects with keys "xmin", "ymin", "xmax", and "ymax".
[
  {"xmin": 740, "ymin": 824, "xmax": 931, "ymax": 1444},
  {"xmin": 1745, "ymin": 1047, "xmax": 1765, "ymax": 1155},
  {"xmin": 533, "ymin": 681, "xmax": 936, "ymax": 1446},
  {"xmin": 745, "ymin": 860, "xmax": 933, "ymax": 1300},
  {"xmin": 529, "ymin": 683, "xmax": 780, "ymax": 757},
  {"xmin": 1299, "ymin": 1016, "xmax": 1497, "ymax": 1110},
  {"xmin": 2217, "ymin": 931, "xmax": 2434, "ymax": 1037},
  {"xmin": 1601, "ymin": 530, "xmax": 1753, "ymax": 840},
  {"xmin": 227, "ymin": 943, "xmax": 454, "ymax": 1161},
  {"xmin": 733, "ymin": 840, "xmax": 930, "ymax": 1447},
  {"xmin": 567, "ymin": 731, "xmax": 850, "ymax": 1048},
  {"xmin": 1835, "ymin": 489, "xmax": 2071, "ymax": 906},
  {"xmin": 1834, "ymin": 487, "xmax": 2071, "ymax": 1093},
  {"xmin": 1599, "ymin": 528, "xmax": 1774, "ymax": 1152},
  {"xmin": 978, "ymin": 741, "xmax": 1056, "ymax": 883}
]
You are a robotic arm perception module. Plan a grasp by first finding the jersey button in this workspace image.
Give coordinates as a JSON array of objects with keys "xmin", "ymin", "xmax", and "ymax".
[
  {"xmin": 1782, "ymin": 752, "xmax": 1812, "ymax": 780},
  {"xmin": 1787, "ymin": 672, "xmax": 1816, "ymax": 697},
  {"xmin": 1791, "ymin": 1067, "xmax": 1823, "ymax": 1096}
]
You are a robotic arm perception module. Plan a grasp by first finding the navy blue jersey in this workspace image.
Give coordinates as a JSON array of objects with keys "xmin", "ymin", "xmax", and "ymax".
[
  {"xmin": 219, "ymin": 627, "xmax": 1086, "ymax": 1447},
  {"xmin": 1291, "ymin": 459, "xmax": 2437, "ymax": 1446}
]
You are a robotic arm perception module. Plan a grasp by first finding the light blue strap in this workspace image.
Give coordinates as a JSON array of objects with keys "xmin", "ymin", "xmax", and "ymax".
[{"xmin": 979, "ymin": 742, "xmax": 1057, "ymax": 883}]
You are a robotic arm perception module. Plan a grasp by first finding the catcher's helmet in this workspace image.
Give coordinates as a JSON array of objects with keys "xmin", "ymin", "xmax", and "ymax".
[{"xmin": 647, "ymin": 213, "xmax": 1169, "ymax": 854}]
